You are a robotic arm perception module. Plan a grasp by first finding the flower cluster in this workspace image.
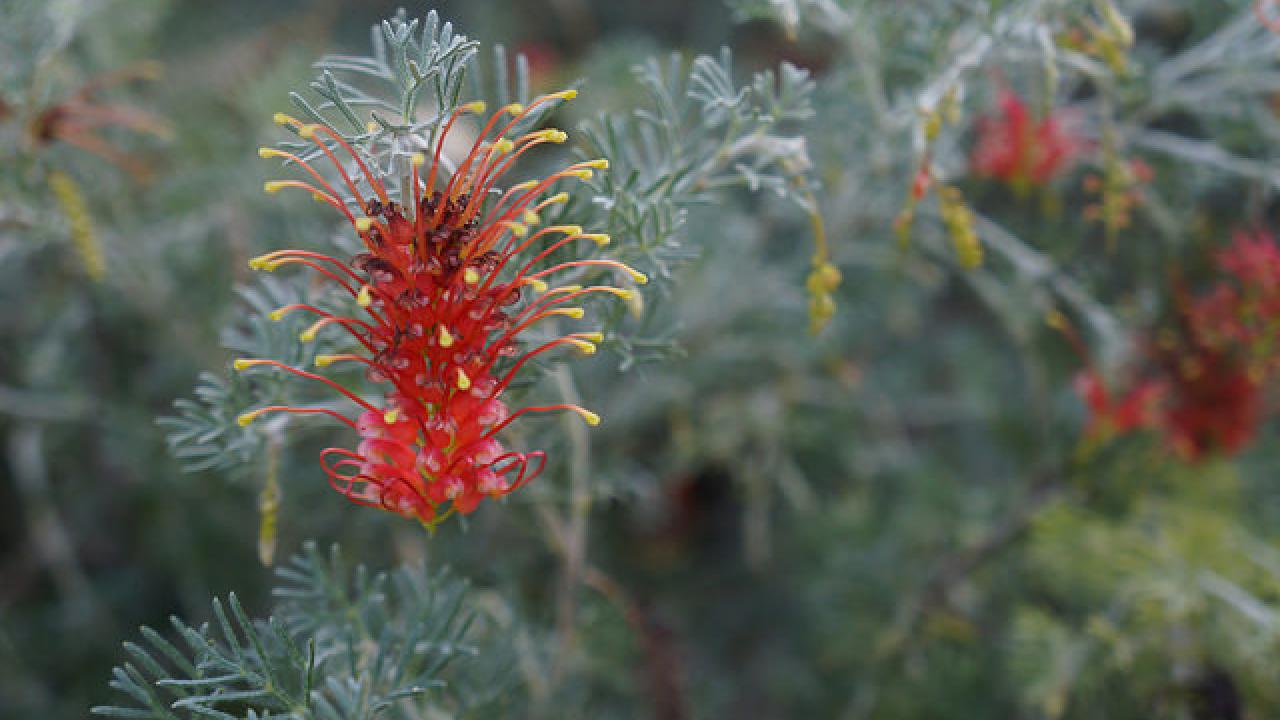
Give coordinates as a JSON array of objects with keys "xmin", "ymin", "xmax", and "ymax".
[
  {"xmin": 1074, "ymin": 229, "xmax": 1280, "ymax": 461},
  {"xmin": 971, "ymin": 88, "xmax": 1082, "ymax": 192},
  {"xmin": 236, "ymin": 92, "xmax": 646, "ymax": 526},
  {"xmin": 1061, "ymin": 0, "xmax": 1135, "ymax": 75},
  {"xmin": 47, "ymin": 169, "xmax": 104, "ymax": 280},
  {"xmin": 937, "ymin": 185, "xmax": 982, "ymax": 269},
  {"xmin": 1188, "ymin": 229, "xmax": 1280, "ymax": 376},
  {"xmin": 1082, "ymin": 157, "xmax": 1153, "ymax": 237},
  {"xmin": 1156, "ymin": 343, "xmax": 1261, "ymax": 460}
]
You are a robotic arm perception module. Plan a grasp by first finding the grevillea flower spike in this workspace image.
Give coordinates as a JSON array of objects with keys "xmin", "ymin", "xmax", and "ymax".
[
  {"xmin": 971, "ymin": 88, "xmax": 1081, "ymax": 192},
  {"xmin": 236, "ymin": 92, "xmax": 646, "ymax": 527}
]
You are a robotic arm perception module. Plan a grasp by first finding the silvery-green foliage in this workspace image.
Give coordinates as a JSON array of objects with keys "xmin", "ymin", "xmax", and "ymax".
[
  {"xmin": 92, "ymin": 543, "xmax": 516, "ymax": 719},
  {"xmin": 158, "ymin": 272, "xmax": 351, "ymax": 475},
  {"xmin": 572, "ymin": 48, "xmax": 814, "ymax": 285}
]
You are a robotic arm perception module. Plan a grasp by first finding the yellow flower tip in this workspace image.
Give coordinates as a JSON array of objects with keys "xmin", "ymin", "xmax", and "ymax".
[
  {"xmin": 357, "ymin": 285, "xmax": 373, "ymax": 307},
  {"xmin": 511, "ymin": 180, "xmax": 538, "ymax": 193},
  {"xmin": 314, "ymin": 354, "xmax": 336, "ymax": 367},
  {"xmin": 548, "ymin": 89, "xmax": 578, "ymax": 101},
  {"xmin": 572, "ymin": 339, "xmax": 597, "ymax": 355},
  {"xmin": 439, "ymin": 326, "xmax": 455, "ymax": 348},
  {"xmin": 565, "ymin": 307, "xmax": 585, "ymax": 319},
  {"xmin": 575, "ymin": 408, "xmax": 601, "ymax": 426},
  {"xmin": 411, "ymin": 152, "xmax": 426, "ymax": 168},
  {"xmin": 456, "ymin": 368, "xmax": 472, "ymax": 390},
  {"xmin": 272, "ymin": 112, "xmax": 294, "ymax": 126},
  {"xmin": 232, "ymin": 358, "xmax": 256, "ymax": 371},
  {"xmin": 267, "ymin": 308, "xmax": 287, "ymax": 321},
  {"xmin": 629, "ymin": 270, "xmax": 649, "ymax": 284},
  {"xmin": 525, "ymin": 278, "xmax": 548, "ymax": 293},
  {"xmin": 493, "ymin": 138, "xmax": 515, "ymax": 154},
  {"xmin": 505, "ymin": 102, "xmax": 525, "ymax": 116},
  {"xmin": 581, "ymin": 332, "xmax": 605, "ymax": 343},
  {"xmin": 463, "ymin": 268, "xmax": 480, "ymax": 285},
  {"xmin": 365, "ymin": 120, "xmax": 379, "ymax": 133},
  {"xmin": 504, "ymin": 222, "xmax": 528, "ymax": 238},
  {"xmin": 311, "ymin": 193, "xmax": 327, "ymax": 203},
  {"xmin": 522, "ymin": 209, "xmax": 541, "ymax": 225},
  {"xmin": 567, "ymin": 168, "xmax": 593, "ymax": 181},
  {"xmin": 248, "ymin": 255, "xmax": 276, "ymax": 271},
  {"xmin": 298, "ymin": 124, "xmax": 318, "ymax": 140},
  {"xmin": 610, "ymin": 288, "xmax": 635, "ymax": 301},
  {"xmin": 537, "ymin": 128, "xmax": 568, "ymax": 143},
  {"xmin": 354, "ymin": 217, "xmax": 375, "ymax": 233},
  {"xmin": 263, "ymin": 181, "xmax": 288, "ymax": 194},
  {"xmin": 257, "ymin": 147, "xmax": 278, "ymax": 159},
  {"xmin": 383, "ymin": 408, "xmax": 400, "ymax": 425},
  {"xmin": 625, "ymin": 289, "xmax": 645, "ymax": 320},
  {"xmin": 237, "ymin": 410, "xmax": 264, "ymax": 427},
  {"xmin": 583, "ymin": 233, "xmax": 610, "ymax": 247},
  {"xmin": 584, "ymin": 159, "xmax": 609, "ymax": 170},
  {"xmin": 558, "ymin": 225, "xmax": 584, "ymax": 236},
  {"xmin": 547, "ymin": 191, "xmax": 570, "ymax": 204},
  {"xmin": 298, "ymin": 328, "xmax": 317, "ymax": 343},
  {"xmin": 462, "ymin": 101, "xmax": 487, "ymax": 114}
]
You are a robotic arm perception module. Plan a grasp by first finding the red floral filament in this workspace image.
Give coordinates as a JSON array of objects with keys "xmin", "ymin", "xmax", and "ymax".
[{"xmin": 237, "ymin": 93, "xmax": 646, "ymax": 526}]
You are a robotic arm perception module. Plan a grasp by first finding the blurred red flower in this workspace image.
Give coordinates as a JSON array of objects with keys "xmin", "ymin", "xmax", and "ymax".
[
  {"xmin": 1074, "ymin": 370, "xmax": 1166, "ymax": 441},
  {"xmin": 971, "ymin": 88, "xmax": 1082, "ymax": 190},
  {"xmin": 515, "ymin": 41, "xmax": 561, "ymax": 90},
  {"xmin": 1191, "ymin": 229, "xmax": 1280, "ymax": 365},
  {"xmin": 29, "ymin": 62, "xmax": 170, "ymax": 179},
  {"xmin": 1160, "ymin": 348, "xmax": 1261, "ymax": 461},
  {"xmin": 1076, "ymin": 229, "xmax": 1280, "ymax": 461}
]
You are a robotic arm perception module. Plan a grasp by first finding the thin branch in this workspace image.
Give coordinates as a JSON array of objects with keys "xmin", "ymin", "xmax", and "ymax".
[
  {"xmin": 584, "ymin": 567, "xmax": 689, "ymax": 720},
  {"xmin": 876, "ymin": 474, "xmax": 1065, "ymax": 661}
]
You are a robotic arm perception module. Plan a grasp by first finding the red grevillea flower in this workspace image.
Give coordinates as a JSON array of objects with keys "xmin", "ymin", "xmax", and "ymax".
[
  {"xmin": 1068, "ymin": 230, "xmax": 1280, "ymax": 461},
  {"xmin": 1159, "ymin": 228, "xmax": 1280, "ymax": 460},
  {"xmin": 234, "ymin": 91, "xmax": 647, "ymax": 527},
  {"xmin": 971, "ymin": 88, "xmax": 1082, "ymax": 190},
  {"xmin": 1073, "ymin": 369, "xmax": 1165, "ymax": 441},
  {"xmin": 1190, "ymin": 229, "xmax": 1280, "ymax": 372},
  {"xmin": 1160, "ymin": 348, "xmax": 1262, "ymax": 461},
  {"xmin": 1056, "ymin": 311, "xmax": 1166, "ymax": 444}
]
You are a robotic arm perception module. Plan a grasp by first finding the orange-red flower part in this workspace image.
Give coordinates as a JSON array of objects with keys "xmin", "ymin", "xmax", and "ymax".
[{"xmin": 238, "ymin": 93, "xmax": 644, "ymax": 526}]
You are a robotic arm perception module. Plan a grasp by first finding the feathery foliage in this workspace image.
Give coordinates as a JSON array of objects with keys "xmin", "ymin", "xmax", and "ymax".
[{"xmin": 92, "ymin": 543, "xmax": 513, "ymax": 719}]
